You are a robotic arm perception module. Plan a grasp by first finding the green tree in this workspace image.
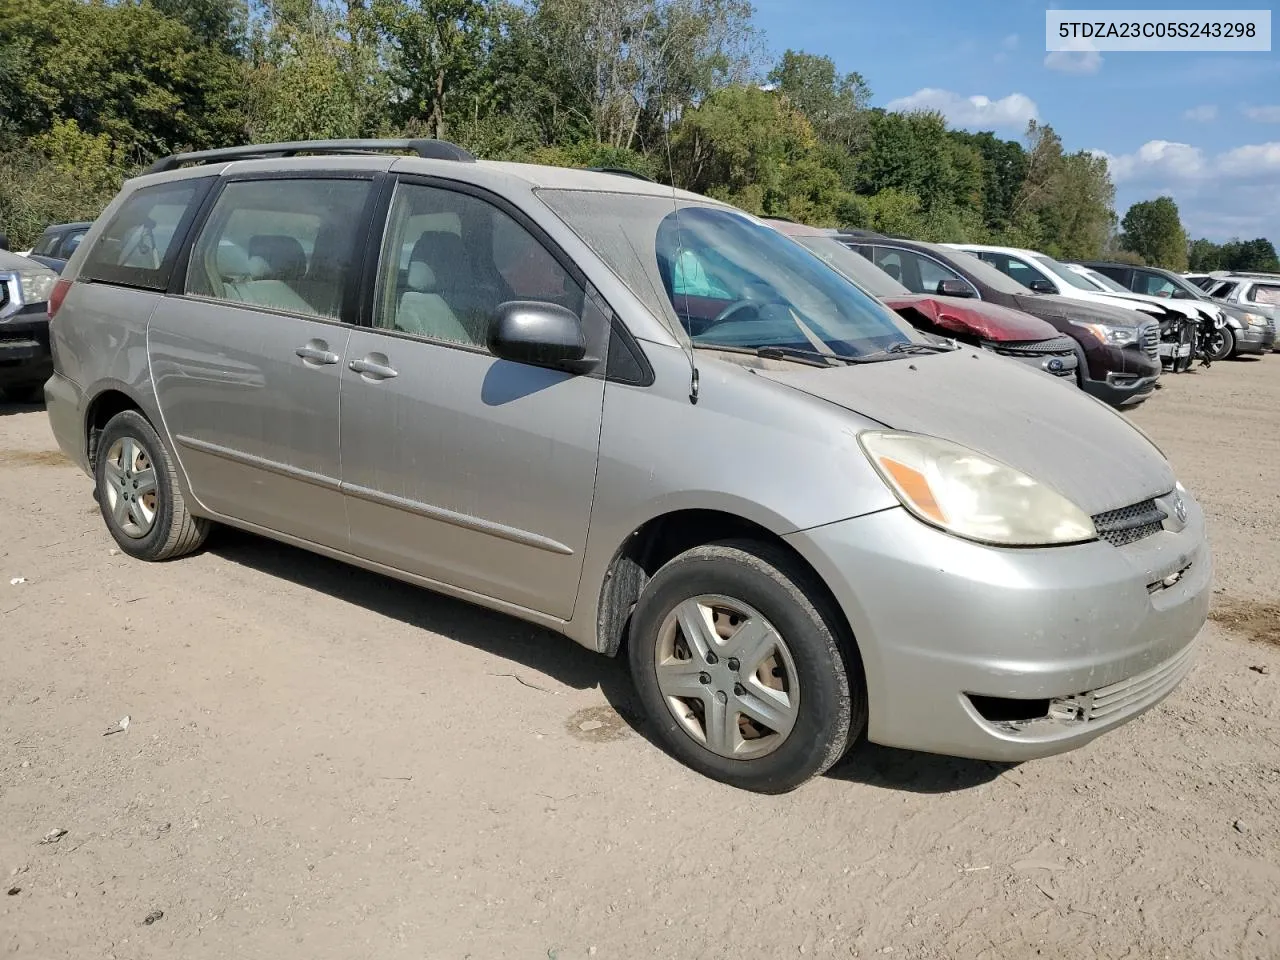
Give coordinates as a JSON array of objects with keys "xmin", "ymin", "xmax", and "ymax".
[
  {"xmin": 1187, "ymin": 238, "xmax": 1222, "ymax": 271},
  {"xmin": 1120, "ymin": 196, "xmax": 1189, "ymax": 270},
  {"xmin": 1218, "ymin": 237, "xmax": 1280, "ymax": 272},
  {"xmin": 767, "ymin": 49, "xmax": 871, "ymax": 151}
]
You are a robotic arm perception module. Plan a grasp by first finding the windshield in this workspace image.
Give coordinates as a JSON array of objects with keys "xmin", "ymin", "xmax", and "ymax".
[
  {"xmin": 538, "ymin": 190, "xmax": 915, "ymax": 358},
  {"xmin": 1080, "ymin": 267, "xmax": 1128, "ymax": 293},
  {"xmin": 937, "ymin": 245, "xmax": 1032, "ymax": 296},
  {"xmin": 792, "ymin": 235, "xmax": 910, "ymax": 298},
  {"xmin": 1035, "ymin": 255, "xmax": 1098, "ymax": 291}
]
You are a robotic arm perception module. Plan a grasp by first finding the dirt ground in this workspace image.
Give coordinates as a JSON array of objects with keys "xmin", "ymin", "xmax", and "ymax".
[{"xmin": 2, "ymin": 357, "xmax": 1279, "ymax": 960}]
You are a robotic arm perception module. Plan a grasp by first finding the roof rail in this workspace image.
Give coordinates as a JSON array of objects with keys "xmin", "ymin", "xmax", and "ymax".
[
  {"xmin": 145, "ymin": 138, "xmax": 477, "ymax": 175},
  {"xmin": 584, "ymin": 166, "xmax": 657, "ymax": 183}
]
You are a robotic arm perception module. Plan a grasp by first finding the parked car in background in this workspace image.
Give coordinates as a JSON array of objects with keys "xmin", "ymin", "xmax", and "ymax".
[
  {"xmin": 843, "ymin": 235, "xmax": 1161, "ymax": 406},
  {"xmin": 28, "ymin": 221, "xmax": 92, "ymax": 262},
  {"xmin": 44, "ymin": 138, "xmax": 1211, "ymax": 792},
  {"xmin": 0, "ymin": 248, "xmax": 59, "ymax": 402},
  {"xmin": 948, "ymin": 243, "xmax": 1200, "ymax": 372},
  {"xmin": 1184, "ymin": 273, "xmax": 1218, "ymax": 290},
  {"xmin": 1201, "ymin": 273, "xmax": 1280, "ymax": 351},
  {"xmin": 764, "ymin": 221, "xmax": 1079, "ymax": 381},
  {"xmin": 1078, "ymin": 262, "xmax": 1275, "ymax": 359}
]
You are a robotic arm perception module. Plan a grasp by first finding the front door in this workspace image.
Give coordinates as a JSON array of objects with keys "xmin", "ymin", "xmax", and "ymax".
[
  {"xmin": 149, "ymin": 175, "xmax": 374, "ymax": 546},
  {"xmin": 339, "ymin": 179, "xmax": 608, "ymax": 619}
]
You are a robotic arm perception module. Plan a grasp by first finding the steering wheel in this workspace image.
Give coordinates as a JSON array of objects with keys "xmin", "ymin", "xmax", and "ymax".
[{"xmin": 699, "ymin": 298, "xmax": 792, "ymax": 335}]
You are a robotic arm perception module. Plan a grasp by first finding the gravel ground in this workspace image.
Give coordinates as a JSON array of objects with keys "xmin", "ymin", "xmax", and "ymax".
[{"xmin": 2, "ymin": 358, "xmax": 1278, "ymax": 960}]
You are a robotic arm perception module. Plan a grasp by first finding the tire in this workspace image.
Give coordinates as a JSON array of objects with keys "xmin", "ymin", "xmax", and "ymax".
[
  {"xmin": 1206, "ymin": 326, "xmax": 1234, "ymax": 362},
  {"xmin": 94, "ymin": 409, "xmax": 209, "ymax": 561},
  {"xmin": 628, "ymin": 539, "xmax": 865, "ymax": 793}
]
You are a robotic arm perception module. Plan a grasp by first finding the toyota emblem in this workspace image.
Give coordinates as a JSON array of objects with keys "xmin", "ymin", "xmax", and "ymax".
[{"xmin": 1174, "ymin": 493, "xmax": 1188, "ymax": 524}]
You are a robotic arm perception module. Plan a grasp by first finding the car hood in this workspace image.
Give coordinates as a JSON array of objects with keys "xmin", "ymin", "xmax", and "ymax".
[
  {"xmin": 758, "ymin": 348, "xmax": 1175, "ymax": 516},
  {"xmin": 880, "ymin": 295, "xmax": 1058, "ymax": 342},
  {"xmin": 1091, "ymin": 289, "xmax": 1199, "ymax": 319},
  {"xmin": 1011, "ymin": 292, "xmax": 1151, "ymax": 327}
]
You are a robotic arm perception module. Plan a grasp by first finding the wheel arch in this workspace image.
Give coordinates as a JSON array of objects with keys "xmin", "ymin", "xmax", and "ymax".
[{"xmin": 592, "ymin": 508, "xmax": 862, "ymax": 672}]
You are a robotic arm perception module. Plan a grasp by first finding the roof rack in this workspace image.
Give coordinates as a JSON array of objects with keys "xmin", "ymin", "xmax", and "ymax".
[
  {"xmin": 584, "ymin": 166, "xmax": 657, "ymax": 183},
  {"xmin": 146, "ymin": 138, "xmax": 477, "ymax": 175}
]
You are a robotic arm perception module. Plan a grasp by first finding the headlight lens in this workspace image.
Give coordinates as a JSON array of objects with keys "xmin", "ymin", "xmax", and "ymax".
[
  {"xmin": 859, "ymin": 431, "xmax": 1098, "ymax": 546},
  {"xmin": 1068, "ymin": 320, "xmax": 1137, "ymax": 345},
  {"xmin": 16, "ymin": 271, "xmax": 57, "ymax": 305},
  {"xmin": 1242, "ymin": 312, "xmax": 1265, "ymax": 326}
]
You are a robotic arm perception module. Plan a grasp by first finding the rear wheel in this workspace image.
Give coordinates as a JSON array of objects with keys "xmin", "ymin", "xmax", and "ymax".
[
  {"xmin": 95, "ymin": 410, "xmax": 209, "ymax": 561},
  {"xmin": 628, "ymin": 540, "xmax": 865, "ymax": 793}
]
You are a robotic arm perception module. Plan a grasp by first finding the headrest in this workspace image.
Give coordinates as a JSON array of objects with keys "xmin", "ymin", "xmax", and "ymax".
[
  {"xmin": 407, "ymin": 260, "xmax": 436, "ymax": 291},
  {"xmin": 216, "ymin": 241, "xmax": 251, "ymax": 279},
  {"xmin": 248, "ymin": 234, "xmax": 307, "ymax": 279}
]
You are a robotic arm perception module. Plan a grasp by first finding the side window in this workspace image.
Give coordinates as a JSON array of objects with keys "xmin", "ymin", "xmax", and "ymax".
[
  {"xmin": 915, "ymin": 255, "xmax": 965, "ymax": 294},
  {"xmin": 1134, "ymin": 272, "xmax": 1177, "ymax": 298},
  {"xmin": 980, "ymin": 252, "xmax": 1048, "ymax": 290},
  {"xmin": 185, "ymin": 178, "xmax": 371, "ymax": 319},
  {"xmin": 1253, "ymin": 283, "xmax": 1280, "ymax": 305},
  {"xmin": 33, "ymin": 233, "xmax": 57, "ymax": 256},
  {"xmin": 58, "ymin": 230, "xmax": 86, "ymax": 259},
  {"xmin": 871, "ymin": 247, "xmax": 908, "ymax": 285},
  {"xmin": 374, "ymin": 182, "xmax": 585, "ymax": 349},
  {"xmin": 81, "ymin": 180, "xmax": 207, "ymax": 290},
  {"xmin": 1212, "ymin": 281, "xmax": 1238, "ymax": 298}
]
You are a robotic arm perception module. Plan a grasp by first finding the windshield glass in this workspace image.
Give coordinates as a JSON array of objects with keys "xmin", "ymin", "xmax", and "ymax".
[
  {"xmin": 1035, "ymin": 255, "xmax": 1098, "ymax": 291},
  {"xmin": 792, "ymin": 235, "xmax": 910, "ymax": 298},
  {"xmin": 538, "ymin": 190, "xmax": 914, "ymax": 358},
  {"xmin": 1080, "ymin": 267, "xmax": 1128, "ymax": 292},
  {"xmin": 936, "ymin": 245, "xmax": 1032, "ymax": 296}
]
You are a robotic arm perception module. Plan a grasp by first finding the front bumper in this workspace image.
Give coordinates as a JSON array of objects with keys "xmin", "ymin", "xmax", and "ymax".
[
  {"xmin": 1234, "ymin": 323, "xmax": 1271, "ymax": 354},
  {"xmin": 786, "ymin": 493, "xmax": 1211, "ymax": 762},
  {"xmin": 1080, "ymin": 371, "xmax": 1158, "ymax": 407},
  {"xmin": 0, "ymin": 302, "xmax": 52, "ymax": 388}
]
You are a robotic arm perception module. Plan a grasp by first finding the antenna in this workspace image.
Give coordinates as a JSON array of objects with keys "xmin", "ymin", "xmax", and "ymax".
[{"xmin": 659, "ymin": 80, "xmax": 700, "ymax": 405}]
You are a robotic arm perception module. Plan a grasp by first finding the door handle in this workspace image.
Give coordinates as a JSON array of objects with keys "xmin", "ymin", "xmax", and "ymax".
[
  {"xmin": 349, "ymin": 356, "xmax": 399, "ymax": 380},
  {"xmin": 296, "ymin": 342, "xmax": 340, "ymax": 365}
]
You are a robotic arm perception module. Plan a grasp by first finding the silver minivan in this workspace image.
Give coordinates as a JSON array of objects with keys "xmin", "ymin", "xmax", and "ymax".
[{"xmin": 45, "ymin": 139, "xmax": 1211, "ymax": 793}]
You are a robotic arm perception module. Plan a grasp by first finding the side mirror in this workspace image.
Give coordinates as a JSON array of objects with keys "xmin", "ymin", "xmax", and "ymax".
[
  {"xmin": 1028, "ymin": 279, "xmax": 1056, "ymax": 294},
  {"xmin": 487, "ymin": 300, "xmax": 593, "ymax": 372},
  {"xmin": 936, "ymin": 279, "xmax": 975, "ymax": 298}
]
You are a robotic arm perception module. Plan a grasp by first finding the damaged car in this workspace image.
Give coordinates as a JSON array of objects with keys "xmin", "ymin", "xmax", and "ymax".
[{"xmin": 765, "ymin": 220, "xmax": 1078, "ymax": 382}]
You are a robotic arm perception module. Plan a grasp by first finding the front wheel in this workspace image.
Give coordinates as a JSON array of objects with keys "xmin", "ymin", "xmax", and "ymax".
[
  {"xmin": 628, "ymin": 540, "xmax": 865, "ymax": 793},
  {"xmin": 1205, "ymin": 326, "xmax": 1234, "ymax": 362},
  {"xmin": 95, "ymin": 410, "xmax": 210, "ymax": 561}
]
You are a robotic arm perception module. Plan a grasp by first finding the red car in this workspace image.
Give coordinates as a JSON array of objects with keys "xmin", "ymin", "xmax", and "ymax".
[{"xmin": 765, "ymin": 220, "xmax": 1080, "ymax": 382}]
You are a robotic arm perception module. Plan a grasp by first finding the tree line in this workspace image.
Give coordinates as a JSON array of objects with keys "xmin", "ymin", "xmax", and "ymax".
[{"xmin": 1, "ymin": 0, "xmax": 1275, "ymax": 274}]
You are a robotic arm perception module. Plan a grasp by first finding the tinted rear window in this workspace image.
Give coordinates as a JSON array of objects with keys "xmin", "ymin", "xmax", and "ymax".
[{"xmin": 81, "ymin": 179, "xmax": 211, "ymax": 290}]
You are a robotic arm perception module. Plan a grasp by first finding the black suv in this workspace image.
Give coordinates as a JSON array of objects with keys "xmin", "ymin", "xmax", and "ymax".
[
  {"xmin": 0, "ymin": 250, "xmax": 60, "ymax": 402},
  {"xmin": 845, "ymin": 237, "xmax": 1162, "ymax": 406},
  {"xmin": 1078, "ymin": 261, "xmax": 1275, "ymax": 359}
]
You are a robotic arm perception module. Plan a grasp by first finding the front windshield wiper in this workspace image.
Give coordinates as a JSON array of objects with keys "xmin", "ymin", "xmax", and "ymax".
[
  {"xmin": 693, "ymin": 343, "xmax": 889, "ymax": 367},
  {"xmin": 884, "ymin": 340, "xmax": 956, "ymax": 355}
]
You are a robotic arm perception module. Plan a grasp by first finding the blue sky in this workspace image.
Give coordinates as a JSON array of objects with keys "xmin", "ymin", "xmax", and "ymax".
[{"xmin": 751, "ymin": 0, "xmax": 1280, "ymax": 242}]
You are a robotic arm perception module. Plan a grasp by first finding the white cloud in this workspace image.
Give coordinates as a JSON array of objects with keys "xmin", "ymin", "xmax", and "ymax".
[
  {"xmin": 1044, "ymin": 49, "xmax": 1102, "ymax": 74},
  {"xmin": 1183, "ymin": 104, "xmax": 1217, "ymax": 122},
  {"xmin": 1101, "ymin": 137, "xmax": 1280, "ymax": 239},
  {"xmin": 884, "ymin": 88, "xmax": 1038, "ymax": 130},
  {"xmin": 1243, "ymin": 105, "xmax": 1280, "ymax": 123},
  {"xmin": 1097, "ymin": 139, "xmax": 1280, "ymax": 184}
]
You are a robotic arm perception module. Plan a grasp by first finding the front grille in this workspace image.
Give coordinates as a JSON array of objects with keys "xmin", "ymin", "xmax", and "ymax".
[
  {"xmin": 1140, "ymin": 322, "xmax": 1159, "ymax": 361},
  {"xmin": 1092, "ymin": 498, "xmax": 1166, "ymax": 547},
  {"xmin": 991, "ymin": 335, "xmax": 1077, "ymax": 356}
]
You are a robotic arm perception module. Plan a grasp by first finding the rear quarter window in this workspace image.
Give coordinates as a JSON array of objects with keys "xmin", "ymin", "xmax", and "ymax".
[{"xmin": 80, "ymin": 179, "xmax": 212, "ymax": 290}]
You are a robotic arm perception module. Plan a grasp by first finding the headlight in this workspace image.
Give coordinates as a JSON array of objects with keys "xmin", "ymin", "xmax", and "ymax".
[
  {"xmin": 859, "ymin": 431, "xmax": 1098, "ymax": 546},
  {"xmin": 16, "ymin": 271, "xmax": 57, "ymax": 305},
  {"xmin": 1068, "ymin": 320, "xmax": 1137, "ymax": 345},
  {"xmin": 1242, "ymin": 312, "xmax": 1266, "ymax": 326}
]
